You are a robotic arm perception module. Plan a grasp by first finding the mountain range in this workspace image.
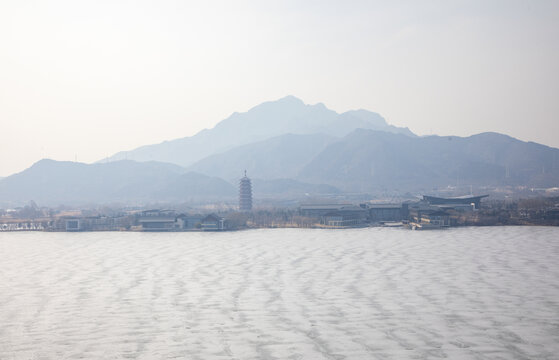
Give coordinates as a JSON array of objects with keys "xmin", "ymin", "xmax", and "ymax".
[
  {"xmin": 104, "ymin": 95, "xmax": 414, "ymax": 167},
  {"xmin": 1, "ymin": 96, "xmax": 558, "ymax": 207},
  {"xmin": 0, "ymin": 160, "xmax": 236, "ymax": 206},
  {"xmin": 297, "ymin": 130, "xmax": 559, "ymax": 192},
  {"xmin": 0, "ymin": 159, "xmax": 341, "ymax": 207}
]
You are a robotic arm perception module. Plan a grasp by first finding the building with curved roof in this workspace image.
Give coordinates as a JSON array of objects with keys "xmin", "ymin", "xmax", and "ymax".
[{"xmin": 422, "ymin": 195, "xmax": 489, "ymax": 209}]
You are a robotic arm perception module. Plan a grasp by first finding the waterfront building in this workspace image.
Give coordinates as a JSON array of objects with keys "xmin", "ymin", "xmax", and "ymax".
[
  {"xmin": 239, "ymin": 171, "xmax": 253, "ymax": 212},
  {"xmin": 201, "ymin": 214, "xmax": 226, "ymax": 231},
  {"xmin": 545, "ymin": 206, "xmax": 559, "ymax": 220},
  {"xmin": 65, "ymin": 218, "xmax": 82, "ymax": 231},
  {"xmin": 419, "ymin": 210, "xmax": 451, "ymax": 227},
  {"xmin": 408, "ymin": 208, "xmax": 451, "ymax": 229},
  {"xmin": 422, "ymin": 195, "xmax": 488, "ymax": 210},
  {"xmin": 321, "ymin": 208, "xmax": 367, "ymax": 227},
  {"xmin": 299, "ymin": 203, "xmax": 354, "ymax": 217},
  {"xmin": 367, "ymin": 203, "xmax": 408, "ymax": 223},
  {"xmin": 309, "ymin": 204, "xmax": 368, "ymax": 227},
  {"xmin": 176, "ymin": 214, "xmax": 203, "ymax": 230},
  {"xmin": 137, "ymin": 209, "xmax": 177, "ymax": 231}
]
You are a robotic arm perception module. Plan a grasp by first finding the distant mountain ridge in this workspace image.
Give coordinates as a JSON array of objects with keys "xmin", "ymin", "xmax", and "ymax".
[
  {"xmin": 103, "ymin": 96, "xmax": 415, "ymax": 167},
  {"xmin": 187, "ymin": 133, "xmax": 336, "ymax": 182},
  {"xmin": 0, "ymin": 159, "xmax": 344, "ymax": 207},
  {"xmin": 0, "ymin": 159, "xmax": 236, "ymax": 206},
  {"xmin": 296, "ymin": 130, "xmax": 559, "ymax": 192},
  {"xmin": 181, "ymin": 125, "xmax": 559, "ymax": 193},
  {"xmin": 2, "ymin": 96, "xmax": 558, "ymax": 207}
]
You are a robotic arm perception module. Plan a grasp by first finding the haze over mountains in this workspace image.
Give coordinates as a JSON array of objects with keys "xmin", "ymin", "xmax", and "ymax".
[
  {"xmin": 298, "ymin": 130, "xmax": 559, "ymax": 192},
  {"xmin": 187, "ymin": 127, "xmax": 559, "ymax": 192},
  {"xmin": 0, "ymin": 160, "xmax": 236, "ymax": 206},
  {"xmin": 1, "ymin": 96, "xmax": 558, "ymax": 207},
  {"xmin": 188, "ymin": 133, "xmax": 337, "ymax": 182},
  {"xmin": 104, "ymin": 95, "xmax": 414, "ymax": 167},
  {"xmin": 0, "ymin": 159, "xmax": 342, "ymax": 207}
]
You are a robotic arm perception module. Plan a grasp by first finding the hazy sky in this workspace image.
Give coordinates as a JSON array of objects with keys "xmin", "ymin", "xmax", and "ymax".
[{"xmin": 1, "ymin": 0, "xmax": 558, "ymax": 176}]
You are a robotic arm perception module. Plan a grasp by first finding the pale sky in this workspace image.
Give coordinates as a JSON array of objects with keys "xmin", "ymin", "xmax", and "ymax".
[{"xmin": 1, "ymin": 0, "xmax": 558, "ymax": 176}]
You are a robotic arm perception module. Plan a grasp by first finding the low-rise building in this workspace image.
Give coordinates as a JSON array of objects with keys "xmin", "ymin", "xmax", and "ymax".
[
  {"xmin": 299, "ymin": 203, "xmax": 353, "ymax": 217},
  {"xmin": 422, "ymin": 195, "xmax": 488, "ymax": 210},
  {"xmin": 409, "ymin": 208, "xmax": 451, "ymax": 229},
  {"xmin": 420, "ymin": 210, "xmax": 451, "ymax": 227},
  {"xmin": 367, "ymin": 203, "xmax": 408, "ymax": 223},
  {"xmin": 137, "ymin": 209, "xmax": 177, "ymax": 231},
  {"xmin": 177, "ymin": 214, "xmax": 203, "ymax": 230},
  {"xmin": 321, "ymin": 211, "xmax": 366, "ymax": 227},
  {"xmin": 319, "ymin": 205, "xmax": 368, "ymax": 227},
  {"xmin": 201, "ymin": 214, "xmax": 226, "ymax": 231},
  {"xmin": 65, "ymin": 218, "xmax": 82, "ymax": 231}
]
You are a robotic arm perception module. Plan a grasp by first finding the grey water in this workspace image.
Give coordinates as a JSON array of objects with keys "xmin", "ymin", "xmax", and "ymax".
[{"xmin": 1, "ymin": 227, "xmax": 558, "ymax": 359}]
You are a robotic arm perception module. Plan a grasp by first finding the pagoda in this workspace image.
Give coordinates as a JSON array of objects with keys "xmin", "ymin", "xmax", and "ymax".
[{"xmin": 239, "ymin": 170, "xmax": 253, "ymax": 212}]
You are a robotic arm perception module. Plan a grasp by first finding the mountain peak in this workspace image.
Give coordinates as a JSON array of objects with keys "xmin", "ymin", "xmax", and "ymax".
[
  {"xmin": 277, "ymin": 95, "xmax": 305, "ymax": 104},
  {"xmin": 29, "ymin": 158, "xmax": 81, "ymax": 171},
  {"xmin": 102, "ymin": 96, "xmax": 414, "ymax": 167},
  {"xmin": 33, "ymin": 158, "xmax": 56, "ymax": 165}
]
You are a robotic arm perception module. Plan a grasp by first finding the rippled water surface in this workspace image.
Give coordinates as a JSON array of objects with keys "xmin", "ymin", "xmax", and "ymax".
[{"xmin": 1, "ymin": 227, "xmax": 559, "ymax": 359}]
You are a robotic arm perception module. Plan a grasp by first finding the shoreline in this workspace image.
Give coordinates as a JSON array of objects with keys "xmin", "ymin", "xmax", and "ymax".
[{"xmin": 1, "ymin": 222, "xmax": 557, "ymax": 233}]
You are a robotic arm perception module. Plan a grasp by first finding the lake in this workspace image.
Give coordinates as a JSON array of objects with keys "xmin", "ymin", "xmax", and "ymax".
[{"xmin": 1, "ymin": 227, "xmax": 558, "ymax": 359}]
